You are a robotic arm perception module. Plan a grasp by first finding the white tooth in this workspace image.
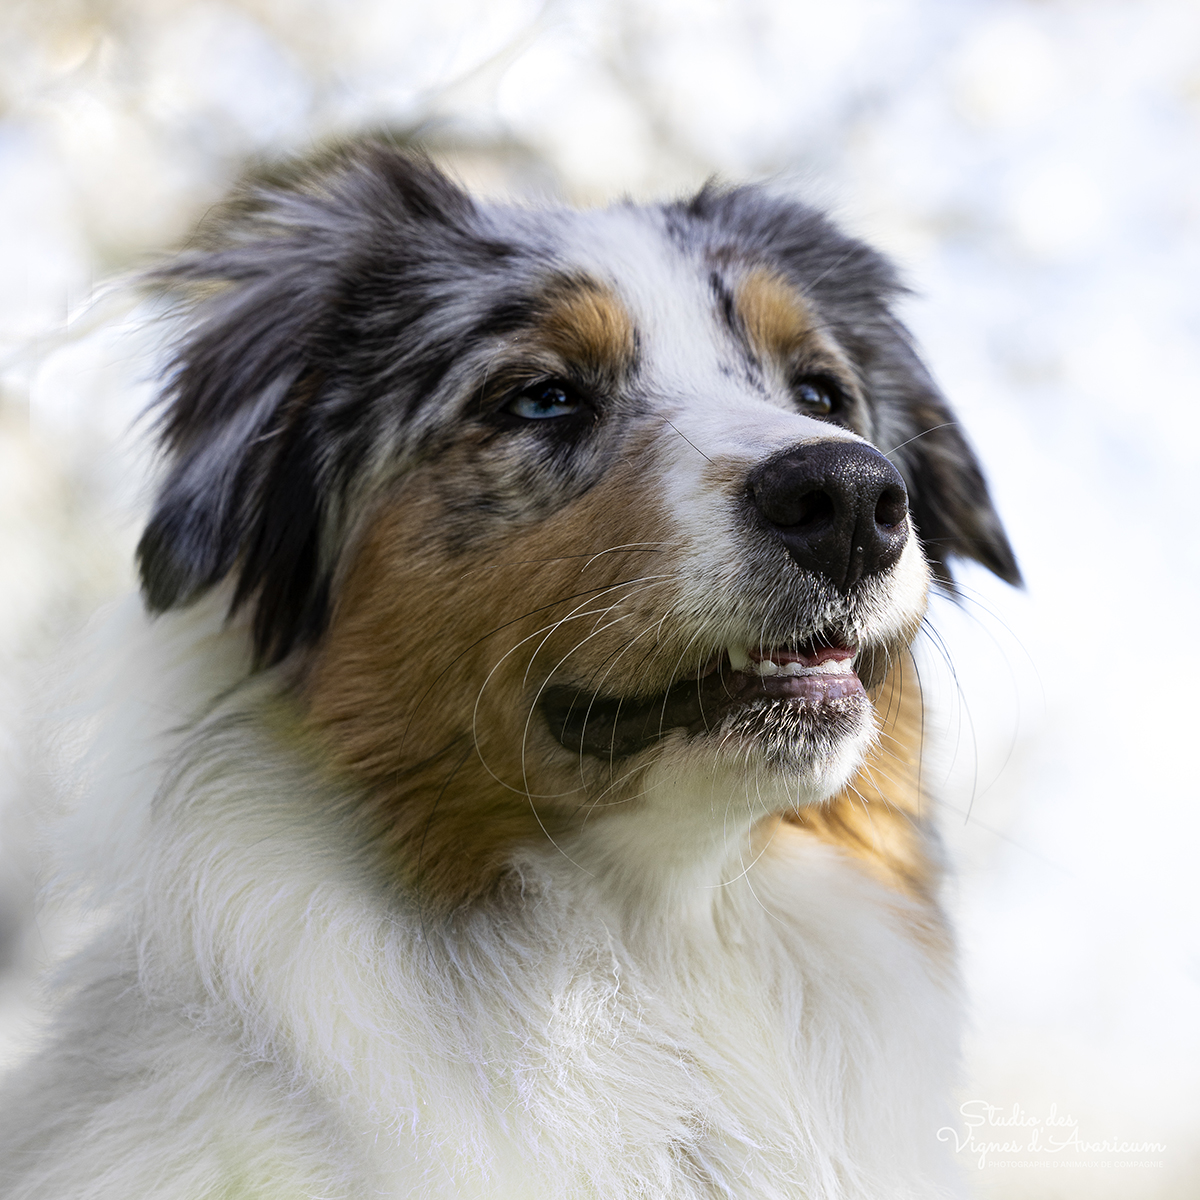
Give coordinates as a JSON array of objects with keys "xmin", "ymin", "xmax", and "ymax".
[
  {"xmin": 727, "ymin": 645, "xmax": 750, "ymax": 671},
  {"xmin": 769, "ymin": 657, "xmax": 857, "ymax": 677},
  {"xmin": 818, "ymin": 657, "xmax": 853, "ymax": 674},
  {"xmin": 756, "ymin": 660, "xmax": 779, "ymax": 676}
]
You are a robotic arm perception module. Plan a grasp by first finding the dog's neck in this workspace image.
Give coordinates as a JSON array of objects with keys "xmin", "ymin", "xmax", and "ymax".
[{"xmin": 558, "ymin": 766, "xmax": 798, "ymax": 924}]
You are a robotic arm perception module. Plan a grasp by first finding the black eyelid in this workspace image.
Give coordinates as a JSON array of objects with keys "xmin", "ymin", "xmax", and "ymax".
[
  {"xmin": 471, "ymin": 371, "xmax": 555, "ymax": 418},
  {"xmin": 794, "ymin": 371, "xmax": 841, "ymax": 393},
  {"xmin": 521, "ymin": 378, "xmax": 573, "ymax": 400},
  {"xmin": 495, "ymin": 374, "xmax": 572, "ymax": 406}
]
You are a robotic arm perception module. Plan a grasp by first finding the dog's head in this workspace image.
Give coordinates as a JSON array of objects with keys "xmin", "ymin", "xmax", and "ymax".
[{"xmin": 139, "ymin": 146, "xmax": 1018, "ymax": 901}]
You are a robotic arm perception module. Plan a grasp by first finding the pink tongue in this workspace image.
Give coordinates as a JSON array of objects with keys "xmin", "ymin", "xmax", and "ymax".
[{"xmin": 748, "ymin": 642, "xmax": 855, "ymax": 667}]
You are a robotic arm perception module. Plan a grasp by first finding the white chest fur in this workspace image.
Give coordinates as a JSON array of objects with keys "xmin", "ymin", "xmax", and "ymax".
[
  {"xmin": 130, "ymin": 709, "xmax": 963, "ymax": 1198},
  {"xmin": 4, "ymin": 610, "xmax": 963, "ymax": 1199}
]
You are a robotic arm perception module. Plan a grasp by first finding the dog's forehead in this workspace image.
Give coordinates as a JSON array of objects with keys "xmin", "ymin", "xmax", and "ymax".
[
  {"xmin": 538, "ymin": 205, "xmax": 856, "ymax": 452},
  {"xmin": 544, "ymin": 206, "xmax": 736, "ymax": 381}
]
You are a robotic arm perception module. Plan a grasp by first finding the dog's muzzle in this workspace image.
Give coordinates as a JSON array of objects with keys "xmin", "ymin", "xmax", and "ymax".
[
  {"xmin": 538, "ymin": 438, "xmax": 910, "ymax": 762},
  {"xmin": 747, "ymin": 440, "xmax": 909, "ymax": 590}
]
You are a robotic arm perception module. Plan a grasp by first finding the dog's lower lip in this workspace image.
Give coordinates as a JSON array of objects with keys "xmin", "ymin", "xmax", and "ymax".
[
  {"xmin": 542, "ymin": 647, "xmax": 865, "ymax": 759},
  {"xmin": 724, "ymin": 665, "xmax": 863, "ymax": 701}
]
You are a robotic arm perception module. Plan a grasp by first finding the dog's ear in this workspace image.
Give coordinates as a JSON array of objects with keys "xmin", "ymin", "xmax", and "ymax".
[
  {"xmin": 866, "ymin": 327, "xmax": 1022, "ymax": 589},
  {"xmin": 137, "ymin": 146, "xmax": 480, "ymax": 663}
]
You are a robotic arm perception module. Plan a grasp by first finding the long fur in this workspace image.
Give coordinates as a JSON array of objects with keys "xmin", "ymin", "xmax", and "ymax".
[{"xmin": 0, "ymin": 145, "xmax": 1018, "ymax": 1199}]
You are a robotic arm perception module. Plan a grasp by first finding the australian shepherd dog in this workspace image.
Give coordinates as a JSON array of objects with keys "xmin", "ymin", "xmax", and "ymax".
[{"xmin": 0, "ymin": 145, "xmax": 1019, "ymax": 1199}]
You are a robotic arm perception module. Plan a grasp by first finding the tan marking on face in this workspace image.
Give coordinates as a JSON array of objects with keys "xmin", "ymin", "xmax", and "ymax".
[
  {"xmin": 303, "ymin": 438, "xmax": 677, "ymax": 912},
  {"xmin": 732, "ymin": 267, "xmax": 865, "ymax": 417},
  {"xmin": 538, "ymin": 279, "xmax": 637, "ymax": 378},
  {"xmin": 736, "ymin": 268, "xmax": 819, "ymax": 362},
  {"xmin": 777, "ymin": 654, "xmax": 953, "ymax": 962}
]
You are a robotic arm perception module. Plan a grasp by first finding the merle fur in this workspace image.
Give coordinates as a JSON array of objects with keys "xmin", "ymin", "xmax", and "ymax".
[{"xmin": 138, "ymin": 143, "xmax": 1019, "ymax": 666}]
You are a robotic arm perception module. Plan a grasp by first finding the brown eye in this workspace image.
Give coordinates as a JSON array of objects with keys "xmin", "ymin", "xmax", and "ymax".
[{"xmin": 795, "ymin": 381, "xmax": 834, "ymax": 416}]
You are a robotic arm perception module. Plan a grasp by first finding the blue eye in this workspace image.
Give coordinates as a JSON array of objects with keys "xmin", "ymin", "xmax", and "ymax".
[{"xmin": 506, "ymin": 383, "xmax": 582, "ymax": 420}]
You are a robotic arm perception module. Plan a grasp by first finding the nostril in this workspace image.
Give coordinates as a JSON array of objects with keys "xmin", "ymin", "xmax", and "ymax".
[
  {"xmin": 750, "ymin": 482, "xmax": 836, "ymax": 531},
  {"xmin": 786, "ymin": 489, "xmax": 835, "ymax": 531},
  {"xmin": 874, "ymin": 486, "xmax": 907, "ymax": 530}
]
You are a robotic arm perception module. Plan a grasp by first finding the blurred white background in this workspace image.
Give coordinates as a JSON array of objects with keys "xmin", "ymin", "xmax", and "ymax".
[{"xmin": 0, "ymin": 1, "xmax": 1197, "ymax": 1196}]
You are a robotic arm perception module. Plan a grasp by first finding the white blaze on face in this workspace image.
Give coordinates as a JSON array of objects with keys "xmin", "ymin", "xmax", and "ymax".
[{"xmin": 557, "ymin": 205, "xmax": 930, "ymax": 675}]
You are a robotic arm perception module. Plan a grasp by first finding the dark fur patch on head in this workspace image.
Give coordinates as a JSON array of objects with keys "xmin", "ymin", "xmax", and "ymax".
[{"xmin": 138, "ymin": 148, "xmax": 526, "ymax": 663}]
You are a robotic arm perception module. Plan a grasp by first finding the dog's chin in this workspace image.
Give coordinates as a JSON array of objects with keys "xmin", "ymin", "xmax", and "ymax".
[
  {"xmin": 540, "ymin": 634, "xmax": 882, "ymax": 798},
  {"xmin": 710, "ymin": 687, "xmax": 875, "ymax": 785}
]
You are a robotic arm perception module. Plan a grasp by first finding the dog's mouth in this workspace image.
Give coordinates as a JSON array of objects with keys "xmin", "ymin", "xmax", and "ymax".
[{"xmin": 541, "ymin": 631, "xmax": 870, "ymax": 760}]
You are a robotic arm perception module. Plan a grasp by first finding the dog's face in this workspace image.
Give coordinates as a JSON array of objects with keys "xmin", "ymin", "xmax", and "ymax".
[{"xmin": 139, "ymin": 148, "xmax": 1018, "ymax": 904}]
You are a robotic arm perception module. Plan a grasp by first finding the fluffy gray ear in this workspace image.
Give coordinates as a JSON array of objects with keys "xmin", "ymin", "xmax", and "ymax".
[
  {"xmin": 865, "ymin": 329, "xmax": 1022, "ymax": 589},
  {"xmin": 137, "ymin": 147, "xmax": 481, "ymax": 663},
  {"xmin": 137, "ymin": 227, "xmax": 333, "ymax": 650}
]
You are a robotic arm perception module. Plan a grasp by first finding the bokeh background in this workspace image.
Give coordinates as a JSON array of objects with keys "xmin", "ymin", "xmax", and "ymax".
[{"xmin": 1, "ymin": 1, "xmax": 1197, "ymax": 1195}]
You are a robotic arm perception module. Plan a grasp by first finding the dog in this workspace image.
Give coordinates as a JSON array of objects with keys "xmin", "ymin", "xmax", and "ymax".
[{"xmin": 0, "ymin": 145, "xmax": 1019, "ymax": 1199}]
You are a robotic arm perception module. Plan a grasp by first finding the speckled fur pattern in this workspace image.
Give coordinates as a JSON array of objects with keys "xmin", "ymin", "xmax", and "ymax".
[{"xmin": 0, "ymin": 145, "xmax": 1019, "ymax": 1199}]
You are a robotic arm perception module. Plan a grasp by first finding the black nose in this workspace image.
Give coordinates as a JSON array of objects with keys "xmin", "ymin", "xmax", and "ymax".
[{"xmin": 747, "ymin": 440, "xmax": 909, "ymax": 589}]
